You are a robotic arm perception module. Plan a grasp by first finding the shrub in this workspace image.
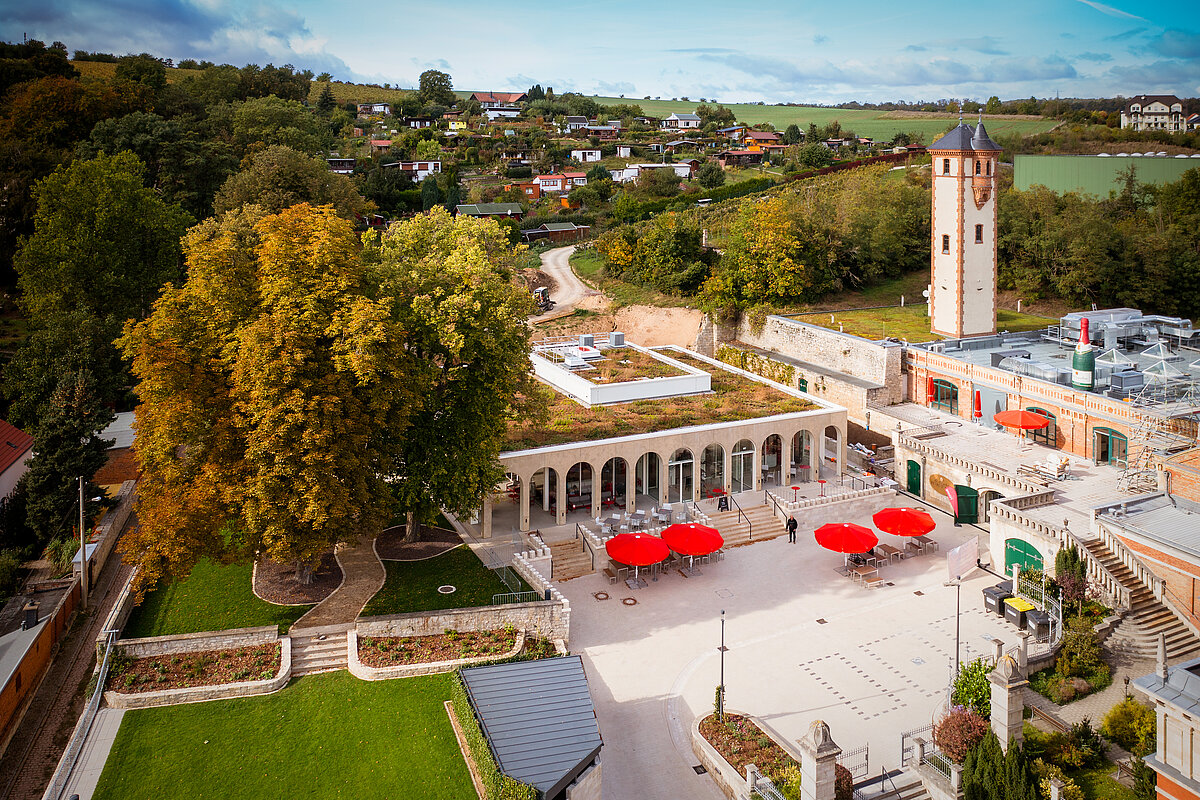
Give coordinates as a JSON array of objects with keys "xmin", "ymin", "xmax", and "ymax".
[
  {"xmin": 934, "ymin": 705, "xmax": 991, "ymax": 762},
  {"xmin": 835, "ymin": 763, "xmax": 853, "ymax": 800},
  {"xmin": 1056, "ymin": 617, "xmax": 1103, "ymax": 678},
  {"xmin": 1133, "ymin": 755, "xmax": 1156, "ymax": 800},
  {"xmin": 0, "ymin": 550, "xmax": 22, "ymax": 602},
  {"xmin": 954, "ymin": 658, "xmax": 993, "ymax": 717},
  {"xmin": 1102, "ymin": 697, "xmax": 1156, "ymax": 755},
  {"xmin": 1031, "ymin": 760, "xmax": 1085, "ymax": 800}
]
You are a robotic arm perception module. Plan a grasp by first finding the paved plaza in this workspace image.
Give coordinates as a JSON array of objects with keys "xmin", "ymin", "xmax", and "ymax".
[{"xmin": 560, "ymin": 498, "xmax": 1024, "ymax": 800}]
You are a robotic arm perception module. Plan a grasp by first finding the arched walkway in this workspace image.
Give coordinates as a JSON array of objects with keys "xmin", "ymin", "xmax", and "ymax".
[
  {"xmin": 762, "ymin": 434, "xmax": 784, "ymax": 488},
  {"xmin": 667, "ymin": 448, "xmax": 694, "ymax": 503},
  {"xmin": 700, "ymin": 444, "xmax": 725, "ymax": 498}
]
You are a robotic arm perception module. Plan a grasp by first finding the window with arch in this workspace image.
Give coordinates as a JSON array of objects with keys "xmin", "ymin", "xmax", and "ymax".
[
  {"xmin": 974, "ymin": 224, "xmax": 983, "ymax": 243},
  {"xmin": 1025, "ymin": 407, "xmax": 1056, "ymax": 446},
  {"xmin": 943, "ymin": 158, "xmax": 950, "ymax": 175},
  {"xmin": 942, "ymin": 234, "xmax": 950, "ymax": 253},
  {"xmin": 931, "ymin": 379, "xmax": 958, "ymax": 413},
  {"xmin": 975, "ymin": 160, "xmax": 981, "ymax": 175}
]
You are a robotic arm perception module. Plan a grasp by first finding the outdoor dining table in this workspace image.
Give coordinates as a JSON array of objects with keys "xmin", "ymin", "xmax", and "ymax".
[
  {"xmin": 629, "ymin": 511, "xmax": 647, "ymax": 530},
  {"xmin": 848, "ymin": 563, "xmax": 879, "ymax": 582},
  {"xmin": 876, "ymin": 543, "xmax": 904, "ymax": 563},
  {"xmin": 914, "ymin": 535, "xmax": 938, "ymax": 552}
]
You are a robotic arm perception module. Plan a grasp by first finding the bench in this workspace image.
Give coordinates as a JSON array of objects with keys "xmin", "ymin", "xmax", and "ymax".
[
  {"xmin": 862, "ymin": 575, "xmax": 885, "ymax": 589},
  {"xmin": 603, "ymin": 567, "xmax": 618, "ymax": 585}
]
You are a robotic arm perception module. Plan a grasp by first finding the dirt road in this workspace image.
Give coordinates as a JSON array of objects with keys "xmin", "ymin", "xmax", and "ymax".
[{"xmin": 530, "ymin": 245, "xmax": 600, "ymax": 323}]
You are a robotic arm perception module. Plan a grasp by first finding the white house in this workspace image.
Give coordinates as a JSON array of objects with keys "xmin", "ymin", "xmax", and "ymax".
[
  {"xmin": 486, "ymin": 107, "xmax": 522, "ymax": 122},
  {"xmin": 609, "ymin": 163, "xmax": 693, "ymax": 183},
  {"xmin": 571, "ymin": 148, "xmax": 602, "ymax": 163},
  {"xmin": 616, "ymin": 145, "xmax": 632, "ymax": 158},
  {"xmin": 382, "ymin": 161, "xmax": 442, "ymax": 181},
  {"xmin": 564, "ymin": 115, "xmax": 588, "ymax": 132},
  {"xmin": 357, "ymin": 102, "xmax": 391, "ymax": 116},
  {"xmin": 1121, "ymin": 95, "xmax": 1187, "ymax": 132},
  {"xmin": 661, "ymin": 113, "xmax": 701, "ymax": 129},
  {"xmin": 0, "ymin": 420, "xmax": 32, "ymax": 500}
]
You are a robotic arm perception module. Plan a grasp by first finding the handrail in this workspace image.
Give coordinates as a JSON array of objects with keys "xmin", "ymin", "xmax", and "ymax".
[
  {"xmin": 577, "ymin": 522, "xmax": 597, "ymax": 570},
  {"xmin": 43, "ymin": 629, "xmax": 119, "ymax": 800},
  {"xmin": 727, "ymin": 494, "xmax": 751, "ymax": 540},
  {"xmin": 765, "ymin": 489, "xmax": 786, "ymax": 522}
]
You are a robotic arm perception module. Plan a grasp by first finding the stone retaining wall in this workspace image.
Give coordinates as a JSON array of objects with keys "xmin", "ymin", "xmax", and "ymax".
[
  {"xmin": 357, "ymin": 600, "xmax": 567, "ymax": 642},
  {"xmin": 114, "ymin": 626, "xmax": 278, "ymax": 659},
  {"xmin": 104, "ymin": 637, "xmax": 291, "ymax": 709},
  {"xmin": 90, "ymin": 480, "xmax": 137, "ymax": 577},
  {"xmin": 690, "ymin": 710, "xmax": 802, "ymax": 800},
  {"xmin": 347, "ymin": 628, "xmax": 527, "ymax": 680}
]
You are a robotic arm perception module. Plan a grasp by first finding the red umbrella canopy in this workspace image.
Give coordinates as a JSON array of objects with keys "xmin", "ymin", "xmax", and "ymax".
[
  {"xmin": 661, "ymin": 523, "xmax": 724, "ymax": 557},
  {"xmin": 814, "ymin": 523, "xmax": 878, "ymax": 554},
  {"xmin": 873, "ymin": 507, "xmax": 936, "ymax": 537},
  {"xmin": 993, "ymin": 409, "xmax": 1051, "ymax": 430},
  {"xmin": 605, "ymin": 533, "xmax": 670, "ymax": 566}
]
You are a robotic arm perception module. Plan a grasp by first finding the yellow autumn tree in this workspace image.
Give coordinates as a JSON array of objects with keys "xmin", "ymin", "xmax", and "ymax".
[{"xmin": 705, "ymin": 196, "xmax": 811, "ymax": 311}]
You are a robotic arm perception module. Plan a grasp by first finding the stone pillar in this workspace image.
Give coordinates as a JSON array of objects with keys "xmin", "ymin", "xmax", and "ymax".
[
  {"xmin": 992, "ymin": 638, "xmax": 1004, "ymax": 663},
  {"xmin": 746, "ymin": 764, "xmax": 761, "ymax": 795},
  {"xmin": 556, "ymin": 468, "xmax": 568, "ymax": 525},
  {"xmin": 988, "ymin": 654, "xmax": 1028, "ymax": 752},
  {"xmin": 723, "ymin": 448, "xmax": 732, "ymax": 496},
  {"xmin": 799, "ymin": 720, "xmax": 842, "ymax": 800},
  {"xmin": 1017, "ymin": 631, "xmax": 1030, "ymax": 672},
  {"xmin": 520, "ymin": 477, "xmax": 531, "ymax": 532},
  {"xmin": 625, "ymin": 462, "xmax": 635, "ymax": 514},
  {"xmin": 658, "ymin": 455, "xmax": 669, "ymax": 506},
  {"xmin": 754, "ymin": 447, "xmax": 763, "ymax": 492},
  {"xmin": 950, "ymin": 763, "xmax": 963, "ymax": 791},
  {"xmin": 913, "ymin": 737, "xmax": 927, "ymax": 768},
  {"xmin": 543, "ymin": 471, "xmax": 551, "ymax": 511},
  {"xmin": 590, "ymin": 464, "xmax": 601, "ymax": 522},
  {"xmin": 1049, "ymin": 777, "xmax": 1064, "ymax": 800},
  {"xmin": 919, "ymin": 456, "xmax": 927, "ymax": 500},
  {"xmin": 784, "ymin": 433, "xmax": 794, "ymax": 487},
  {"xmin": 482, "ymin": 497, "xmax": 493, "ymax": 539}
]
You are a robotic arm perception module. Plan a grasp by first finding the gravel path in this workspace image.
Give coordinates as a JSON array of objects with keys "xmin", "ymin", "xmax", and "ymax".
[
  {"xmin": 530, "ymin": 245, "xmax": 601, "ymax": 323},
  {"xmin": 293, "ymin": 537, "xmax": 385, "ymax": 629}
]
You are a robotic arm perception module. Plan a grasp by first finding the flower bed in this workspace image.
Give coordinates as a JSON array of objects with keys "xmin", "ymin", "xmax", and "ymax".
[
  {"xmin": 108, "ymin": 643, "xmax": 281, "ymax": 693},
  {"xmin": 358, "ymin": 628, "xmax": 556, "ymax": 667},
  {"xmin": 698, "ymin": 713, "xmax": 802, "ymax": 794}
]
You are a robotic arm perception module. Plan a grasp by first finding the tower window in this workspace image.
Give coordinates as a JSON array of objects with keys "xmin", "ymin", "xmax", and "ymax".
[
  {"xmin": 975, "ymin": 160, "xmax": 981, "ymax": 175},
  {"xmin": 975, "ymin": 224, "xmax": 983, "ymax": 243},
  {"xmin": 986, "ymin": 161, "xmax": 992, "ymax": 176},
  {"xmin": 942, "ymin": 234, "xmax": 950, "ymax": 253},
  {"xmin": 943, "ymin": 159, "xmax": 950, "ymax": 175}
]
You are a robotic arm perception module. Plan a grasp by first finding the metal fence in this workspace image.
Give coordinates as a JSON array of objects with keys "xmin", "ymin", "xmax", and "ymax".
[
  {"xmin": 899, "ymin": 722, "xmax": 934, "ymax": 767},
  {"xmin": 491, "ymin": 590, "xmax": 546, "ymax": 605},
  {"xmin": 751, "ymin": 776, "xmax": 787, "ymax": 800},
  {"xmin": 923, "ymin": 750, "xmax": 953, "ymax": 779},
  {"xmin": 838, "ymin": 744, "xmax": 870, "ymax": 781},
  {"xmin": 42, "ymin": 629, "xmax": 118, "ymax": 800}
]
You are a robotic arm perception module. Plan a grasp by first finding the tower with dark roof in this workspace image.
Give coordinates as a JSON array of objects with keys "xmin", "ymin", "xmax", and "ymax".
[{"xmin": 928, "ymin": 117, "xmax": 1001, "ymax": 338}]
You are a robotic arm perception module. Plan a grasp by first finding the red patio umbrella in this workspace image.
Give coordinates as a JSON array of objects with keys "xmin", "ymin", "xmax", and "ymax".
[
  {"xmin": 926, "ymin": 375, "xmax": 935, "ymax": 405},
  {"xmin": 662, "ymin": 523, "xmax": 724, "ymax": 557},
  {"xmin": 973, "ymin": 390, "xmax": 983, "ymax": 420},
  {"xmin": 873, "ymin": 507, "xmax": 936, "ymax": 538},
  {"xmin": 992, "ymin": 409, "xmax": 1051, "ymax": 430},
  {"xmin": 813, "ymin": 523, "xmax": 878, "ymax": 554},
  {"xmin": 605, "ymin": 532, "xmax": 670, "ymax": 586}
]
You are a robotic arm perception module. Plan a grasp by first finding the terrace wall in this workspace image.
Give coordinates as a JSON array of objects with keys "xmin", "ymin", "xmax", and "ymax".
[
  {"xmin": 357, "ymin": 599, "xmax": 568, "ymax": 643},
  {"xmin": 114, "ymin": 626, "xmax": 279, "ymax": 658}
]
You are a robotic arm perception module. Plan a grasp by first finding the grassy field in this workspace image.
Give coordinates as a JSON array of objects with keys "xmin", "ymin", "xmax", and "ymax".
[
  {"xmin": 569, "ymin": 249, "xmax": 692, "ymax": 309},
  {"xmin": 363, "ymin": 545, "xmax": 533, "ymax": 617},
  {"xmin": 92, "ymin": 671, "xmax": 475, "ymax": 800},
  {"xmin": 72, "ymin": 60, "xmax": 202, "ymax": 84},
  {"xmin": 789, "ymin": 304, "xmax": 1057, "ymax": 341},
  {"xmin": 589, "ymin": 96, "xmax": 1058, "ymax": 142},
  {"xmin": 123, "ymin": 559, "xmax": 311, "ymax": 638}
]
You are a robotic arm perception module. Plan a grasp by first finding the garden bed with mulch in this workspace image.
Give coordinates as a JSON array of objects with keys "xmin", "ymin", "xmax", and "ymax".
[
  {"xmin": 107, "ymin": 643, "xmax": 281, "ymax": 694},
  {"xmin": 699, "ymin": 713, "xmax": 801, "ymax": 783},
  {"xmin": 358, "ymin": 629, "xmax": 557, "ymax": 667},
  {"xmin": 375, "ymin": 525, "xmax": 463, "ymax": 561},
  {"xmin": 253, "ymin": 551, "xmax": 342, "ymax": 605}
]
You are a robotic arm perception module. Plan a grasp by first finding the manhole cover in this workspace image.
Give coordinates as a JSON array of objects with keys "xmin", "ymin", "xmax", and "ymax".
[
  {"xmin": 622, "ymin": 597, "xmax": 638, "ymax": 606},
  {"xmin": 715, "ymin": 588, "xmax": 734, "ymax": 598},
  {"xmin": 912, "ymin": 657, "xmax": 925, "ymax": 665},
  {"xmin": 913, "ymin": 590, "xmax": 924, "ymax": 596},
  {"xmin": 593, "ymin": 591, "xmax": 610, "ymax": 601},
  {"xmin": 437, "ymin": 585, "xmax": 457, "ymax": 594}
]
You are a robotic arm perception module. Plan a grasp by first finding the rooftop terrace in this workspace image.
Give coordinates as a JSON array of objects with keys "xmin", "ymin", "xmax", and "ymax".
[{"xmin": 505, "ymin": 346, "xmax": 818, "ymax": 452}]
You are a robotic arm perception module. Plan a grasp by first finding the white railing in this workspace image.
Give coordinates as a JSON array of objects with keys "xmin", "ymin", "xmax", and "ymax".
[{"xmin": 42, "ymin": 629, "xmax": 119, "ymax": 800}]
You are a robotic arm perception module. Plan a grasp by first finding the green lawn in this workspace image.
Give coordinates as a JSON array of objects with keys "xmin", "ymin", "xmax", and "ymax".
[
  {"xmin": 589, "ymin": 96, "xmax": 1059, "ymax": 141},
  {"xmin": 788, "ymin": 304, "xmax": 1057, "ymax": 342},
  {"xmin": 568, "ymin": 249, "xmax": 691, "ymax": 308},
  {"xmin": 363, "ymin": 545, "xmax": 534, "ymax": 617},
  {"xmin": 91, "ymin": 671, "xmax": 474, "ymax": 800},
  {"xmin": 1071, "ymin": 764, "xmax": 1138, "ymax": 800},
  {"xmin": 123, "ymin": 559, "xmax": 312, "ymax": 639}
]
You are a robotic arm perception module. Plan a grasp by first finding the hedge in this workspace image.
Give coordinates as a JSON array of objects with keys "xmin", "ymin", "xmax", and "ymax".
[{"xmin": 450, "ymin": 673, "xmax": 539, "ymax": 800}]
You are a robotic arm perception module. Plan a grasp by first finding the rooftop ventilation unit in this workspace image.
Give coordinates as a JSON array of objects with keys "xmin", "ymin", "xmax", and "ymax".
[
  {"xmin": 579, "ymin": 334, "xmax": 594, "ymax": 348},
  {"xmin": 563, "ymin": 355, "xmax": 587, "ymax": 369},
  {"xmin": 1110, "ymin": 370, "xmax": 1144, "ymax": 390},
  {"xmin": 609, "ymin": 331, "xmax": 625, "ymax": 347}
]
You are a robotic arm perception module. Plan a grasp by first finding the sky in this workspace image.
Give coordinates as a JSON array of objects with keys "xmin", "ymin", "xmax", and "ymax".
[{"xmin": 1, "ymin": 0, "xmax": 1198, "ymax": 104}]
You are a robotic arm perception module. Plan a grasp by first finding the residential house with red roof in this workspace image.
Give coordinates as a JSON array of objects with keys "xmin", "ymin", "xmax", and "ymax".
[
  {"xmin": 0, "ymin": 420, "xmax": 33, "ymax": 500},
  {"xmin": 472, "ymin": 91, "xmax": 528, "ymax": 108}
]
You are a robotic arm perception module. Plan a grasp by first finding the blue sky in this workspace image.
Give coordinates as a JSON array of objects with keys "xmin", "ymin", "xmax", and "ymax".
[{"xmin": 2, "ymin": 0, "xmax": 1197, "ymax": 103}]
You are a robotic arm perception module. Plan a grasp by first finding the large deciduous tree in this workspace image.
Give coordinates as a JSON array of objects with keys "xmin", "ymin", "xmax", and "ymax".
[
  {"xmin": 418, "ymin": 69, "xmax": 455, "ymax": 107},
  {"xmin": 213, "ymin": 145, "xmax": 368, "ymax": 218}
]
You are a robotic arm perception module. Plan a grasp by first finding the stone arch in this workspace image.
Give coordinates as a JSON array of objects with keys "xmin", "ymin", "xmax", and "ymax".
[
  {"xmin": 700, "ymin": 443, "xmax": 726, "ymax": 498},
  {"xmin": 761, "ymin": 434, "xmax": 784, "ymax": 488},
  {"xmin": 730, "ymin": 439, "xmax": 755, "ymax": 494}
]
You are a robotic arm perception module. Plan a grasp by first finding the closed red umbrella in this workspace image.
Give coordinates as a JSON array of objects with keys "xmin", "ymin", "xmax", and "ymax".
[
  {"xmin": 814, "ymin": 523, "xmax": 878, "ymax": 554},
  {"xmin": 973, "ymin": 390, "xmax": 983, "ymax": 420},
  {"xmin": 993, "ymin": 409, "xmax": 1051, "ymax": 430},
  {"xmin": 605, "ymin": 532, "xmax": 670, "ymax": 586},
  {"xmin": 662, "ymin": 523, "xmax": 724, "ymax": 556},
  {"xmin": 873, "ymin": 507, "xmax": 936, "ymax": 537}
]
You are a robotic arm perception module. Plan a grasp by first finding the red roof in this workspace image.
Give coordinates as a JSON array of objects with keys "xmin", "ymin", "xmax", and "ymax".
[
  {"xmin": 537, "ymin": 174, "xmax": 565, "ymax": 181},
  {"xmin": 472, "ymin": 91, "xmax": 527, "ymax": 103},
  {"xmin": 562, "ymin": 172, "xmax": 585, "ymax": 178},
  {"xmin": 744, "ymin": 131, "xmax": 781, "ymax": 140},
  {"xmin": 723, "ymin": 150, "xmax": 761, "ymax": 156},
  {"xmin": 0, "ymin": 420, "xmax": 33, "ymax": 475},
  {"xmin": 370, "ymin": 140, "xmax": 392, "ymax": 147}
]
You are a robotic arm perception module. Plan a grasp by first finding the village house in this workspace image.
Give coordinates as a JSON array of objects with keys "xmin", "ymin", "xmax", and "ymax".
[
  {"xmin": 357, "ymin": 102, "xmax": 391, "ymax": 116},
  {"xmin": 661, "ymin": 112, "xmax": 701, "ymax": 129},
  {"xmin": 369, "ymin": 139, "xmax": 392, "ymax": 153},
  {"xmin": 616, "ymin": 145, "xmax": 632, "ymax": 158},
  {"xmin": 472, "ymin": 91, "xmax": 528, "ymax": 109},
  {"xmin": 717, "ymin": 125, "xmax": 749, "ymax": 141},
  {"xmin": 486, "ymin": 107, "xmax": 522, "ymax": 122},
  {"xmin": 1121, "ymin": 95, "xmax": 1187, "ymax": 132},
  {"xmin": 1189, "ymin": 113, "xmax": 1200, "ymax": 131},
  {"xmin": 382, "ymin": 160, "xmax": 441, "ymax": 181},
  {"xmin": 399, "ymin": 116, "xmax": 434, "ymax": 129},
  {"xmin": 326, "ymin": 158, "xmax": 356, "ymax": 175},
  {"xmin": 742, "ymin": 130, "xmax": 782, "ymax": 150},
  {"xmin": 504, "ymin": 181, "xmax": 541, "ymax": 200},
  {"xmin": 571, "ymin": 148, "xmax": 603, "ymax": 163},
  {"xmin": 564, "ymin": 171, "xmax": 587, "ymax": 187},
  {"xmin": 520, "ymin": 222, "xmax": 592, "ymax": 245},
  {"xmin": 0, "ymin": 421, "xmax": 32, "ymax": 500},
  {"xmin": 564, "ymin": 115, "xmax": 588, "ymax": 132},
  {"xmin": 717, "ymin": 149, "xmax": 764, "ymax": 168},
  {"xmin": 536, "ymin": 174, "xmax": 569, "ymax": 193},
  {"xmin": 583, "ymin": 125, "xmax": 619, "ymax": 140}
]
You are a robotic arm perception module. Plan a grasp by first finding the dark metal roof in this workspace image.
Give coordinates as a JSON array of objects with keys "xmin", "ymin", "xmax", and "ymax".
[
  {"xmin": 971, "ymin": 121, "xmax": 1001, "ymax": 151},
  {"xmin": 461, "ymin": 655, "xmax": 602, "ymax": 798},
  {"xmin": 931, "ymin": 121, "xmax": 1002, "ymax": 152}
]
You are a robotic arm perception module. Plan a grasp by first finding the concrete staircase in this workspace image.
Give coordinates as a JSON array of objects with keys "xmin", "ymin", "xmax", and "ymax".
[
  {"xmin": 703, "ymin": 503, "xmax": 786, "ymax": 548},
  {"xmin": 1082, "ymin": 539, "xmax": 1200, "ymax": 661},
  {"xmin": 548, "ymin": 538, "xmax": 594, "ymax": 581},
  {"xmin": 860, "ymin": 772, "xmax": 930, "ymax": 800},
  {"xmin": 289, "ymin": 624, "xmax": 351, "ymax": 676}
]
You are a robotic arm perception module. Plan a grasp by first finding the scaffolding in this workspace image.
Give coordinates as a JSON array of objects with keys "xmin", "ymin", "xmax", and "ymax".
[{"xmin": 1118, "ymin": 382, "xmax": 1200, "ymax": 492}]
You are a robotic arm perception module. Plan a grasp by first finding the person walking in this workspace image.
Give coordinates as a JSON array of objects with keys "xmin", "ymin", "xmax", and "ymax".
[{"xmin": 786, "ymin": 515, "xmax": 797, "ymax": 543}]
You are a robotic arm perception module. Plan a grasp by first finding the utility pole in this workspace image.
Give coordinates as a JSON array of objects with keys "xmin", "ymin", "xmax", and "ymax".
[
  {"xmin": 718, "ymin": 609, "xmax": 728, "ymax": 721},
  {"xmin": 79, "ymin": 477, "xmax": 88, "ymax": 610}
]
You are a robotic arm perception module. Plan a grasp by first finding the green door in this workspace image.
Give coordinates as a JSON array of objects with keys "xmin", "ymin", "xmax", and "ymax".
[
  {"xmin": 907, "ymin": 460, "xmax": 921, "ymax": 495},
  {"xmin": 1005, "ymin": 538, "xmax": 1043, "ymax": 577},
  {"xmin": 954, "ymin": 485, "xmax": 978, "ymax": 524},
  {"xmin": 797, "ymin": 377, "xmax": 808, "ymax": 392}
]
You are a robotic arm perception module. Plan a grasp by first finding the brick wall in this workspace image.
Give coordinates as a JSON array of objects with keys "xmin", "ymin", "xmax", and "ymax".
[{"xmin": 1119, "ymin": 536, "xmax": 1200, "ymax": 628}]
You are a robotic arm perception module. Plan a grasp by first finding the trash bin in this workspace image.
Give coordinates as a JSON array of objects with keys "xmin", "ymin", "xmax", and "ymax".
[
  {"xmin": 1004, "ymin": 597, "xmax": 1035, "ymax": 629},
  {"xmin": 1026, "ymin": 609, "xmax": 1051, "ymax": 639},
  {"xmin": 982, "ymin": 584, "xmax": 1012, "ymax": 616}
]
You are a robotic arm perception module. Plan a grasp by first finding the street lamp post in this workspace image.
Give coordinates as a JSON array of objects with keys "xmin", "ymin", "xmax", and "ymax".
[
  {"xmin": 945, "ymin": 575, "xmax": 962, "ymax": 683},
  {"xmin": 718, "ymin": 609, "xmax": 728, "ymax": 721},
  {"xmin": 78, "ymin": 477, "xmax": 88, "ymax": 610}
]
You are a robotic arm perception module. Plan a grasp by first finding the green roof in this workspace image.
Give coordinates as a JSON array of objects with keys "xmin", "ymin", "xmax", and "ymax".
[{"xmin": 540, "ymin": 223, "xmax": 585, "ymax": 231}]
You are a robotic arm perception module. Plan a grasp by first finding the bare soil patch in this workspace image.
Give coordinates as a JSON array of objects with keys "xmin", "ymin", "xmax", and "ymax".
[
  {"xmin": 254, "ymin": 551, "xmax": 342, "ymax": 605},
  {"xmin": 358, "ymin": 630, "xmax": 558, "ymax": 666},
  {"xmin": 699, "ymin": 713, "xmax": 799, "ymax": 779},
  {"xmin": 520, "ymin": 268, "xmax": 555, "ymax": 293},
  {"xmin": 375, "ymin": 525, "xmax": 463, "ymax": 560},
  {"xmin": 107, "ymin": 643, "xmax": 281, "ymax": 693},
  {"xmin": 536, "ymin": 303, "xmax": 704, "ymax": 348}
]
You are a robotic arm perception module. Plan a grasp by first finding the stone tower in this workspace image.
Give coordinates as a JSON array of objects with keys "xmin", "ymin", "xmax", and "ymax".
[{"xmin": 928, "ymin": 116, "xmax": 1001, "ymax": 338}]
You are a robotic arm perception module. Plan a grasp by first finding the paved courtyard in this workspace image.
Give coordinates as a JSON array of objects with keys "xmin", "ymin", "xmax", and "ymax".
[{"xmin": 559, "ymin": 500, "xmax": 1024, "ymax": 800}]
